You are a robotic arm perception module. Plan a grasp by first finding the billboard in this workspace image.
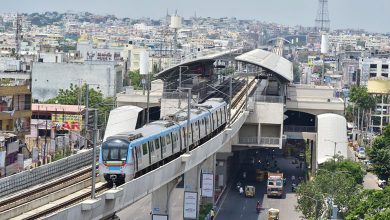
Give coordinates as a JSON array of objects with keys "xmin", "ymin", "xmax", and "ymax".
[
  {"xmin": 51, "ymin": 114, "xmax": 83, "ymax": 131},
  {"xmin": 201, "ymin": 173, "xmax": 214, "ymax": 198},
  {"xmin": 183, "ymin": 191, "xmax": 198, "ymax": 219},
  {"xmin": 152, "ymin": 214, "xmax": 168, "ymax": 220}
]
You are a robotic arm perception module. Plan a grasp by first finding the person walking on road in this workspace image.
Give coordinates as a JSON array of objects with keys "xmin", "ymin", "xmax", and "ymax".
[{"xmin": 210, "ymin": 208, "xmax": 215, "ymax": 220}]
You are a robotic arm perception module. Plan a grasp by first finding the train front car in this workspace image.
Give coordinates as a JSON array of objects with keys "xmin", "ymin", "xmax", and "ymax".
[{"xmin": 99, "ymin": 138, "xmax": 134, "ymax": 187}]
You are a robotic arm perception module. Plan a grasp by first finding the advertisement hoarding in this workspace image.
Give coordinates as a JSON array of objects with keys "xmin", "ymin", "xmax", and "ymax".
[
  {"xmin": 0, "ymin": 151, "xmax": 6, "ymax": 168},
  {"xmin": 51, "ymin": 114, "xmax": 83, "ymax": 131},
  {"xmin": 183, "ymin": 191, "xmax": 198, "ymax": 219},
  {"xmin": 201, "ymin": 173, "xmax": 214, "ymax": 198}
]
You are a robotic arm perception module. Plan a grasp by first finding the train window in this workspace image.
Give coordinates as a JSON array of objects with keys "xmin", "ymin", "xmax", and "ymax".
[
  {"xmin": 148, "ymin": 141, "xmax": 154, "ymax": 152},
  {"xmin": 154, "ymin": 139, "xmax": 160, "ymax": 149},
  {"xmin": 120, "ymin": 148, "xmax": 127, "ymax": 161},
  {"xmin": 110, "ymin": 148, "xmax": 119, "ymax": 160},
  {"xmin": 142, "ymin": 143, "xmax": 148, "ymax": 155},
  {"xmin": 166, "ymin": 135, "xmax": 171, "ymax": 145},
  {"xmin": 172, "ymin": 133, "xmax": 177, "ymax": 148}
]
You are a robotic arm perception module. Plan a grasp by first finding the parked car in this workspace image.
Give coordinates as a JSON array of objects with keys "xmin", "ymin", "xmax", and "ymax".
[
  {"xmin": 363, "ymin": 160, "xmax": 374, "ymax": 171},
  {"xmin": 357, "ymin": 150, "xmax": 366, "ymax": 160}
]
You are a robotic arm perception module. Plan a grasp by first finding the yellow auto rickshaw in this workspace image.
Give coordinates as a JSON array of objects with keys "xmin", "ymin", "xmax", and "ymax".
[
  {"xmin": 268, "ymin": 208, "xmax": 280, "ymax": 220},
  {"xmin": 245, "ymin": 185, "xmax": 255, "ymax": 197}
]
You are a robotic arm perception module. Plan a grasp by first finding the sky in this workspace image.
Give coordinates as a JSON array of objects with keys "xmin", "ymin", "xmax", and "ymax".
[{"xmin": 0, "ymin": 0, "xmax": 389, "ymax": 33}]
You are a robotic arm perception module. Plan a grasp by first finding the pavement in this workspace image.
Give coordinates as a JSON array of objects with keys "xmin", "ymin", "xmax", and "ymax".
[{"xmin": 215, "ymin": 152, "xmax": 305, "ymax": 220}]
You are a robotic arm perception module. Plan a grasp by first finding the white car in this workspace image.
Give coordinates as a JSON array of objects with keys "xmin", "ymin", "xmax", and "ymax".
[{"xmin": 357, "ymin": 151, "xmax": 366, "ymax": 159}]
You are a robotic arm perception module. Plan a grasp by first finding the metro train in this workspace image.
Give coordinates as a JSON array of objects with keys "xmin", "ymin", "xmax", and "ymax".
[{"xmin": 99, "ymin": 98, "xmax": 228, "ymax": 186}]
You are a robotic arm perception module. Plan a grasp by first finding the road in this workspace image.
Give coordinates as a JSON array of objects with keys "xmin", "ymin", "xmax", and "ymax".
[{"xmin": 216, "ymin": 151, "xmax": 304, "ymax": 220}]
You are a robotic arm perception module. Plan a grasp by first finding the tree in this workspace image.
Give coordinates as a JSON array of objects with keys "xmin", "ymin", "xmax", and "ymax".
[
  {"xmin": 293, "ymin": 62, "xmax": 301, "ymax": 83},
  {"xmin": 128, "ymin": 69, "xmax": 142, "ymax": 90},
  {"xmin": 46, "ymin": 83, "xmax": 114, "ymax": 130},
  {"xmin": 296, "ymin": 157, "xmax": 364, "ymax": 219},
  {"xmin": 345, "ymin": 187, "xmax": 390, "ymax": 220},
  {"xmin": 348, "ymin": 86, "xmax": 376, "ymax": 132},
  {"xmin": 368, "ymin": 133, "xmax": 390, "ymax": 182}
]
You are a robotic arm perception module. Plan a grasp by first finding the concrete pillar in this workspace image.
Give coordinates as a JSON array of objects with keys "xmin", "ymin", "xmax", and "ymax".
[
  {"xmin": 151, "ymin": 179, "xmax": 177, "ymax": 216},
  {"xmin": 200, "ymin": 153, "xmax": 216, "ymax": 205},
  {"xmin": 184, "ymin": 165, "xmax": 201, "ymax": 220}
]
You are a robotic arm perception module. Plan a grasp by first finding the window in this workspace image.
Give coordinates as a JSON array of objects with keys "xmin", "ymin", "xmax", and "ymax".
[
  {"xmin": 160, "ymin": 136, "xmax": 166, "ymax": 147},
  {"xmin": 166, "ymin": 134, "xmax": 171, "ymax": 145},
  {"xmin": 110, "ymin": 148, "xmax": 119, "ymax": 160},
  {"xmin": 154, "ymin": 139, "xmax": 160, "ymax": 149},
  {"xmin": 142, "ymin": 143, "xmax": 148, "ymax": 155},
  {"xmin": 136, "ymin": 145, "xmax": 141, "ymax": 158},
  {"xmin": 172, "ymin": 133, "xmax": 177, "ymax": 148}
]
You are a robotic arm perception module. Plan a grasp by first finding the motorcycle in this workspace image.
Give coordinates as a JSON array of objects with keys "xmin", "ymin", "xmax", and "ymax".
[{"xmin": 256, "ymin": 205, "xmax": 261, "ymax": 213}]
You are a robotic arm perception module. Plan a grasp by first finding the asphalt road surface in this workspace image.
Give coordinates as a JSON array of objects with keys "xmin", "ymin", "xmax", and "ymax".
[{"xmin": 216, "ymin": 152, "xmax": 304, "ymax": 220}]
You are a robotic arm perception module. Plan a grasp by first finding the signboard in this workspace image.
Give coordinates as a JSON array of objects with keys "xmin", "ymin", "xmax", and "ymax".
[
  {"xmin": 324, "ymin": 56, "xmax": 337, "ymax": 63},
  {"xmin": 201, "ymin": 173, "xmax": 214, "ymax": 197},
  {"xmin": 0, "ymin": 151, "xmax": 6, "ymax": 168},
  {"xmin": 51, "ymin": 114, "xmax": 83, "ymax": 131},
  {"xmin": 152, "ymin": 214, "xmax": 168, "ymax": 220},
  {"xmin": 183, "ymin": 191, "xmax": 198, "ymax": 219},
  {"xmin": 32, "ymin": 147, "xmax": 39, "ymax": 163},
  {"xmin": 17, "ymin": 153, "xmax": 24, "ymax": 169},
  {"xmin": 49, "ymin": 139, "xmax": 56, "ymax": 155}
]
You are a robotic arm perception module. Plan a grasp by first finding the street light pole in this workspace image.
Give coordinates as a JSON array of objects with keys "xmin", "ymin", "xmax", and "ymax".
[
  {"xmin": 228, "ymin": 76, "xmax": 232, "ymax": 127},
  {"xmin": 91, "ymin": 109, "xmax": 97, "ymax": 199},
  {"xmin": 186, "ymin": 88, "xmax": 192, "ymax": 153},
  {"xmin": 178, "ymin": 66, "xmax": 189, "ymax": 109},
  {"xmin": 85, "ymin": 84, "xmax": 89, "ymax": 149},
  {"xmin": 146, "ymin": 72, "xmax": 150, "ymax": 123}
]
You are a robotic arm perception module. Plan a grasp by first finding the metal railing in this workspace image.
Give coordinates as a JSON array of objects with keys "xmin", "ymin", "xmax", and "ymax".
[
  {"xmin": 284, "ymin": 125, "xmax": 316, "ymax": 132},
  {"xmin": 260, "ymin": 137, "xmax": 280, "ymax": 145},
  {"xmin": 239, "ymin": 136, "xmax": 258, "ymax": 144},
  {"xmin": 0, "ymin": 148, "xmax": 98, "ymax": 197}
]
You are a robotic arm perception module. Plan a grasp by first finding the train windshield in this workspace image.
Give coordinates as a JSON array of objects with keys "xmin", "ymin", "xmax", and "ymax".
[{"xmin": 102, "ymin": 139, "xmax": 129, "ymax": 161}]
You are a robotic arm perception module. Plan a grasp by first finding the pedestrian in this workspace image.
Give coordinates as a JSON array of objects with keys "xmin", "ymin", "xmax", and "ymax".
[
  {"xmin": 299, "ymin": 162, "xmax": 303, "ymax": 169},
  {"xmin": 239, "ymin": 187, "xmax": 244, "ymax": 195},
  {"xmin": 210, "ymin": 208, "xmax": 215, "ymax": 220}
]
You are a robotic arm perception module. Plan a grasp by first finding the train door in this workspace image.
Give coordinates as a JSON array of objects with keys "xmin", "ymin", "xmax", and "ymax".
[
  {"xmin": 154, "ymin": 138, "xmax": 161, "ymax": 159},
  {"xmin": 141, "ymin": 142, "xmax": 150, "ymax": 166},
  {"xmin": 172, "ymin": 132, "xmax": 179, "ymax": 154},
  {"xmin": 148, "ymin": 141, "xmax": 157, "ymax": 165},
  {"xmin": 135, "ymin": 145, "xmax": 141, "ymax": 171},
  {"xmin": 182, "ymin": 127, "xmax": 186, "ymax": 150},
  {"xmin": 165, "ymin": 134, "xmax": 173, "ymax": 156},
  {"xmin": 160, "ymin": 136, "xmax": 167, "ymax": 159}
]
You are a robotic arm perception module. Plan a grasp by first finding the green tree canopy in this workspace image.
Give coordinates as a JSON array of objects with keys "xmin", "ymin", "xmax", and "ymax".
[
  {"xmin": 46, "ymin": 83, "xmax": 114, "ymax": 130},
  {"xmin": 345, "ymin": 187, "xmax": 390, "ymax": 220},
  {"xmin": 368, "ymin": 135, "xmax": 390, "ymax": 181},
  {"xmin": 349, "ymin": 86, "xmax": 376, "ymax": 110},
  {"xmin": 296, "ymin": 157, "xmax": 364, "ymax": 219}
]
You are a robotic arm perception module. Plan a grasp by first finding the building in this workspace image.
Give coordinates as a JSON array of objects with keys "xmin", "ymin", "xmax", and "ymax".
[
  {"xmin": 0, "ymin": 132, "xmax": 21, "ymax": 177},
  {"xmin": 26, "ymin": 104, "xmax": 86, "ymax": 159},
  {"xmin": 31, "ymin": 62, "xmax": 123, "ymax": 101},
  {"xmin": 359, "ymin": 58, "xmax": 390, "ymax": 85},
  {"xmin": 0, "ymin": 73, "xmax": 31, "ymax": 135}
]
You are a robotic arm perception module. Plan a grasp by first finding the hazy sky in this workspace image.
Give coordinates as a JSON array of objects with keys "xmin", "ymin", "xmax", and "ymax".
[{"xmin": 1, "ymin": 0, "xmax": 389, "ymax": 33}]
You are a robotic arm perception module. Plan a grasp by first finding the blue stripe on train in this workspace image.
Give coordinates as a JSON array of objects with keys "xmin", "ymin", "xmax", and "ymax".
[{"xmin": 109, "ymin": 166, "xmax": 121, "ymax": 171}]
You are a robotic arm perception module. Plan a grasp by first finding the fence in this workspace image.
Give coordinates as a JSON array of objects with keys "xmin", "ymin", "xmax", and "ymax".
[
  {"xmin": 0, "ymin": 148, "xmax": 97, "ymax": 197},
  {"xmin": 259, "ymin": 137, "xmax": 280, "ymax": 145},
  {"xmin": 239, "ymin": 136, "xmax": 258, "ymax": 144}
]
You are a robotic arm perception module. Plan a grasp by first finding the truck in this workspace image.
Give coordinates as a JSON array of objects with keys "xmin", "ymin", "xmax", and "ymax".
[{"xmin": 267, "ymin": 172, "xmax": 284, "ymax": 198}]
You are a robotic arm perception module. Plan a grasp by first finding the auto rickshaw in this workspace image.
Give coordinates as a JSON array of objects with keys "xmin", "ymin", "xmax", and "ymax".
[
  {"xmin": 245, "ymin": 185, "xmax": 255, "ymax": 197},
  {"xmin": 268, "ymin": 208, "xmax": 280, "ymax": 220}
]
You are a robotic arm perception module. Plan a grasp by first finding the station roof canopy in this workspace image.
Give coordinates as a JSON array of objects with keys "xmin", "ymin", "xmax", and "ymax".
[
  {"xmin": 154, "ymin": 58, "xmax": 215, "ymax": 81},
  {"xmin": 154, "ymin": 48, "xmax": 244, "ymax": 81},
  {"xmin": 235, "ymin": 49, "xmax": 293, "ymax": 82}
]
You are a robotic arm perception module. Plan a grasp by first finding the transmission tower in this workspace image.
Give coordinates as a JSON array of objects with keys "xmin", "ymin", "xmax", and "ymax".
[
  {"xmin": 315, "ymin": 0, "xmax": 330, "ymax": 32},
  {"xmin": 15, "ymin": 14, "xmax": 22, "ymax": 60}
]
